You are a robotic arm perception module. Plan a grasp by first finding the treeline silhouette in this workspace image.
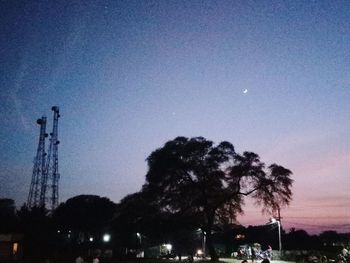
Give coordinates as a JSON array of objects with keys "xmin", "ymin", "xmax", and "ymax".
[
  {"xmin": 0, "ymin": 137, "xmax": 346, "ymax": 262},
  {"xmin": 1, "ymin": 196, "xmax": 349, "ymax": 262}
]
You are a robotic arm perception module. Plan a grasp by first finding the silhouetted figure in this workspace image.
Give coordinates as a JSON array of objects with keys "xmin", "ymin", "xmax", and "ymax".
[
  {"xmin": 342, "ymin": 248, "xmax": 348, "ymax": 257},
  {"xmin": 320, "ymin": 255, "xmax": 328, "ymax": 263},
  {"xmin": 267, "ymin": 245, "xmax": 272, "ymax": 259},
  {"xmin": 261, "ymin": 259, "xmax": 270, "ymax": 263},
  {"xmin": 337, "ymin": 254, "xmax": 346, "ymax": 263},
  {"xmin": 75, "ymin": 255, "xmax": 84, "ymax": 263},
  {"xmin": 251, "ymin": 246, "xmax": 256, "ymax": 263},
  {"xmin": 308, "ymin": 255, "xmax": 318, "ymax": 263}
]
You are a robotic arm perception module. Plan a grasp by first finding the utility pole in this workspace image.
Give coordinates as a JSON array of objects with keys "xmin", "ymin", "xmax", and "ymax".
[
  {"xmin": 277, "ymin": 219, "xmax": 282, "ymax": 255},
  {"xmin": 277, "ymin": 207, "xmax": 282, "ymax": 253},
  {"xmin": 267, "ymin": 217, "xmax": 282, "ymax": 257},
  {"xmin": 202, "ymin": 230, "xmax": 206, "ymax": 257}
]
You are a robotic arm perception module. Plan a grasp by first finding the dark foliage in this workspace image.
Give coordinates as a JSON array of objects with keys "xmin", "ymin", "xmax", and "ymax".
[
  {"xmin": 113, "ymin": 190, "xmax": 200, "ymax": 258},
  {"xmin": 143, "ymin": 136, "xmax": 293, "ymax": 260},
  {"xmin": 16, "ymin": 204, "xmax": 54, "ymax": 261},
  {"xmin": 52, "ymin": 195, "xmax": 117, "ymax": 232},
  {"xmin": 0, "ymin": 198, "xmax": 18, "ymax": 232}
]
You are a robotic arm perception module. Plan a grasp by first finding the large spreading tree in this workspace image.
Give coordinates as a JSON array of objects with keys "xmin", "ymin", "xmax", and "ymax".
[{"xmin": 144, "ymin": 136, "xmax": 293, "ymax": 260}]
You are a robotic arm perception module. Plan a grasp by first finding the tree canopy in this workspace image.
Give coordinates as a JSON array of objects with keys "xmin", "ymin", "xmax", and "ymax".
[
  {"xmin": 52, "ymin": 195, "xmax": 116, "ymax": 233},
  {"xmin": 0, "ymin": 198, "xmax": 17, "ymax": 232},
  {"xmin": 143, "ymin": 136, "xmax": 293, "ymax": 260}
]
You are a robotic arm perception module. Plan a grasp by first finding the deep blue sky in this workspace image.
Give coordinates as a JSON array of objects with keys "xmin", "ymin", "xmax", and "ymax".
[{"xmin": 1, "ymin": 0, "xmax": 349, "ymax": 233}]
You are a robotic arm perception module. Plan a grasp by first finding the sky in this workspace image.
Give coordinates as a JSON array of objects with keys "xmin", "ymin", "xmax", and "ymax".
[{"xmin": 0, "ymin": 0, "xmax": 349, "ymax": 234}]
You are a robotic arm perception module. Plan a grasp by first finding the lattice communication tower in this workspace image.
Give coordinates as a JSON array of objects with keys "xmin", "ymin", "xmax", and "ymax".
[
  {"xmin": 27, "ymin": 106, "xmax": 61, "ymax": 210},
  {"xmin": 27, "ymin": 117, "xmax": 48, "ymax": 208}
]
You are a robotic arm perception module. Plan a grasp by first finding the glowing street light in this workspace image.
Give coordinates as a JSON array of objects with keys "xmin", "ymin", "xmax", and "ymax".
[
  {"xmin": 136, "ymin": 232, "xmax": 142, "ymax": 246},
  {"xmin": 103, "ymin": 233, "xmax": 111, "ymax": 242},
  {"xmin": 165, "ymin": 244, "xmax": 172, "ymax": 250},
  {"xmin": 196, "ymin": 228, "xmax": 206, "ymax": 257},
  {"xmin": 197, "ymin": 249, "xmax": 203, "ymax": 257}
]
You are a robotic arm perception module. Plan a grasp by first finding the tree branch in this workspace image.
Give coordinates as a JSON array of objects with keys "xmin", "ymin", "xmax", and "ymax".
[{"xmin": 238, "ymin": 187, "xmax": 259, "ymax": 196}]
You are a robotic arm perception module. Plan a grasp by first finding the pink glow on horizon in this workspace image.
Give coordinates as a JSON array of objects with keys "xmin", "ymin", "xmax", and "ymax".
[
  {"xmin": 237, "ymin": 135, "xmax": 350, "ymax": 234},
  {"xmin": 259, "ymin": 127, "xmax": 349, "ymax": 234}
]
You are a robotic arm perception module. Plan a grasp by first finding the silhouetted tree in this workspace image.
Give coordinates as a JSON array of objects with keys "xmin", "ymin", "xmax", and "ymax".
[
  {"xmin": 144, "ymin": 136, "xmax": 293, "ymax": 261},
  {"xmin": 319, "ymin": 231, "xmax": 345, "ymax": 248},
  {"xmin": 284, "ymin": 228, "xmax": 320, "ymax": 250},
  {"xmin": 17, "ymin": 204, "xmax": 53, "ymax": 260},
  {"xmin": 114, "ymin": 190, "xmax": 199, "ymax": 259},
  {"xmin": 52, "ymin": 195, "xmax": 117, "ymax": 242},
  {"xmin": 0, "ymin": 198, "xmax": 17, "ymax": 232},
  {"xmin": 113, "ymin": 191, "xmax": 160, "ymax": 248},
  {"xmin": 158, "ymin": 207, "xmax": 199, "ymax": 260}
]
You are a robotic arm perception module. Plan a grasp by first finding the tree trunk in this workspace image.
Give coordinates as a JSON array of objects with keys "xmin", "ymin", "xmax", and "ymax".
[
  {"xmin": 206, "ymin": 230, "xmax": 218, "ymax": 261},
  {"xmin": 205, "ymin": 212, "xmax": 218, "ymax": 261}
]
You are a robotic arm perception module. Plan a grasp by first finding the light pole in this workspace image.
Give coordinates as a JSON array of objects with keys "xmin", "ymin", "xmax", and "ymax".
[
  {"xmin": 268, "ymin": 218, "xmax": 282, "ymax": 256},
  {"xmin": 196, "ymin": 228, "xmax": 206, "ymax": 258},
  {"xmin": 136, "ymin": 232, "xmax": 142, "ymax": 246},
  {"xmin": 202, "ymin": 230, "xmax": 206, "ymax": 258}
]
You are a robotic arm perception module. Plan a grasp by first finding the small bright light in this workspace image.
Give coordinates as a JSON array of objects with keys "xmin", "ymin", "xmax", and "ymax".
[
  {"xmin": 103, "ymin": 234, "xmax": 111, "ymax": 242},
  {"xmin": 136, "ymin": 232, "xmax": 141, "ymax": 238},
  {"xmin": 13, "ymin": 243, "xmax": 18, "ymax": 254},
  {"xmin": 57, "ymin": 230, "xmax": 60, "ymax": 233},
  {"xmin": 197, "ymin": 249, "xmax": 203, "ymax": 255},
  {"xmin": 68, "ymin": 230, "xmax": 72, "ymax": 233},
  {"xmin": 165, "ymin": 244, "xmax": 172, "ymax": 250},
  {"xmin": 89, "ymin": 237, "xmax": 94, "ymax": 242},
  {"xmin": 270, "ymin": 217, "xmax": 277, "ymax": 223}
]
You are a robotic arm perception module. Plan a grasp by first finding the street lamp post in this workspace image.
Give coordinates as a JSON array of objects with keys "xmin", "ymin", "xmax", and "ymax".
[
  {"xmin": 136, "ymin": 232, "xmax": 142, "ymax": 246},
  {"xmin": 196, "ymin": 228, "xmax": 206, "ymax": 258},
  {"xmin": 202, "ymin": 231, "xmax": 206, "ymax": 258},
  {"xmin": 268, "ymin": 218, "xmax": 282, "ymax": 256}
]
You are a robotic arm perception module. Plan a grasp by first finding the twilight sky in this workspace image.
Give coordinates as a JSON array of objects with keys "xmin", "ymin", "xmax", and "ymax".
[{"xmin": 0, "ymin": 0, "xmax": 349, "ymax": 234}]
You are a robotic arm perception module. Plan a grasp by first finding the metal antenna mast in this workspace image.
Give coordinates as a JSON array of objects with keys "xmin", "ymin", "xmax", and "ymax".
[
  {"xmin": 28, "ymin": 106, "xmax": 61, "ymax": 210},
  {"xmin": 27, "ymin": 117, "xmax": 48, "ymax": 208},
  {"xmin": 44, "ymin": 106, "xmax": 61, "ymax": 210}
]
